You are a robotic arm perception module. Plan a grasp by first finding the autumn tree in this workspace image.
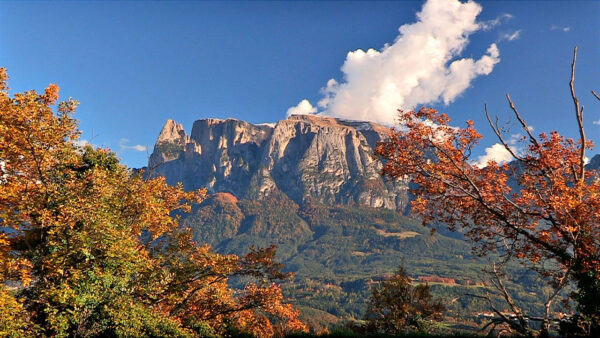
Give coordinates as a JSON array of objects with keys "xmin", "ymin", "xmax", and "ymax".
[
  {"xmin": 375, "ymin": 48, "xmax": 599, "ymax": 336},
  {"xmin": 364, "ymin": 266, "xmax": 445, "ymax": 335},
  {"xmin": 0, "ymin": 68, "xmax": 306, "ymax": 337}
]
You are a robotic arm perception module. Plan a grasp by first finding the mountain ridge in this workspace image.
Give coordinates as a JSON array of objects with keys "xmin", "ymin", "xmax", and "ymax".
[{"xmin": 148, "ymin": 114, "xmax": 410, "ymax": 212}]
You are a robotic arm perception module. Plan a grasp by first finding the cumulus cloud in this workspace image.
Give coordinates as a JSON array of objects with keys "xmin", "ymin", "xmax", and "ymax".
[
  {"xmin": 119, "ymin": 138, "xmax": 147, "ymax": 152},
  {"xmin": 474, "ymin": 143, "xmax": 515, "ymax": 168},
  {"xmin": 500, "ymin": 29, "xmax": 521, "ymax": 41},
  {"xmin": 474, "ymin": 132, "xmax": 525, "ymax": 168},
  {"xmin": 286, "ymin": 99, "xmax": 317, "ymax": 116},
  {"xmin": 288, "ymin": 0, "xmax": 501, "ymax": 125}
]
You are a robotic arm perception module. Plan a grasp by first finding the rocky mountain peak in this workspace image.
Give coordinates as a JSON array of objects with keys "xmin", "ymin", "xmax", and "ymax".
[
  {"xmin": 148, "ymin": 114, "xmax": 409, "ymax": 211},
  {"xmin": 157, "ymin": 119, "xmax": 188, "ymax": 144},
  {"xmin": 148, "ymin": 119, "xmax": 191, "ymax": 170}
]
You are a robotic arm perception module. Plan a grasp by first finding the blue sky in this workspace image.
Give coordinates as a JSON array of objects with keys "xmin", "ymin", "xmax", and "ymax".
[{"xmin": 1, "ymin": 0, "xmax": 599, "ymax": 168}]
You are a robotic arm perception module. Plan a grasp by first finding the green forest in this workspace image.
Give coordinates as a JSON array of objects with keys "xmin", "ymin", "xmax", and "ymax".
[{"xmin": 184, "ymin": 191, "xmax": 567, "ymax": 333}]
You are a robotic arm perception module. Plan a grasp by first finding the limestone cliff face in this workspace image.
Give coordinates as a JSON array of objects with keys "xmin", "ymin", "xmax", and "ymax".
[{"xmin": 148, "ymin": 115, "xmax": 410, "ymax": 211}]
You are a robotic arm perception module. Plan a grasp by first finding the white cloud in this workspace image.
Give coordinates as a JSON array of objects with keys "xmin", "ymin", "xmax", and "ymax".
[
  {"xmin": 292, "ymin": 0, "xmax": 501, "ymax": 125},
  {"xmin": 551, "ymin": 25, "xmax": 570, "ymax": 32},
  {"xmin": 286, "ymin": 99, "xmax": 317, "ymax": 117},
  {"xmin": 480, "ymin": 13, "xmax": 513, "ymax": 31},
  {"xmin": 593, "ymin": 120, "xmax": 600, "ymax": 125},
  {"xmin": 474, "ymin": 143, "xmax": 515, "ymax": 168},
  {"xmin": 475, "ymin": 132, "xmax": 528, "ymax": 167},
  {"xmin": 500, "ymin": 29, "xmax": 521, "ymax": 41},
  {"xmin": 119, "ymin": 138, "xmax": 147, "ymax": 152}
]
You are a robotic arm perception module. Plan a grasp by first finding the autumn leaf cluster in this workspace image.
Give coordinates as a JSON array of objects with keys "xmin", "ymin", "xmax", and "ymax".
[
  {"xmin": 0, "ymin": 68, "xmax": 306, "ymax": 337},
  {"xmin": 376, "ymin": 104, "xmax": 600, "ymax": 332}
]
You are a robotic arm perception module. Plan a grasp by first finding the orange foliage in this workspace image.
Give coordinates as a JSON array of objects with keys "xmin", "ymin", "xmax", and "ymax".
[
  {"xmin": 0, "ymin": 68, "xmax": 306, "ymax": 337},
  {"xmin": 375, "ymin": 83, "xmax": 600, "ymax": 326}
]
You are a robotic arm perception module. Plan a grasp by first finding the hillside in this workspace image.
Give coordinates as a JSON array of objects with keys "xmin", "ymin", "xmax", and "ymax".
[
  {"xmin": 146, "ymin": 115, "xmax": 575, "ymax": 325},
  {"xmin": 182, "ymin": 192, "xmax": 547, "ymax": 321}
]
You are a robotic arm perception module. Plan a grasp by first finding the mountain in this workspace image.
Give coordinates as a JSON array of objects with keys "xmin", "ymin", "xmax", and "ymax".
[
  {"xmin": 589, "ymin": 154, "xmax": 600, "ymax": 171},
  {"xmin": 149, "ymin": 115, "xmax": 409, "ymax": 212},
  {"xmin": 146, "ymin": 115, "xmax": 550, "ymax": 326}
]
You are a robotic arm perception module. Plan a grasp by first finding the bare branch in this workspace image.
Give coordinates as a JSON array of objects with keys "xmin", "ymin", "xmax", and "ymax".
[
  {"xmin": 490, "ymin": 263, "xmax": 530, "ymax": 332},
  {"xmin": 592, "ymin": 90, "xmax": 600, "ymax": 101},
  {"xmin": 466, "ymin": 291, "xmax": 514, "ymax": 331},
  {"xmin": 541, "ymin": 267, "xmax": 572, "ymax": 335},
  {"xmin": 485, "ymin": 104, "xmax": 525, "ymax": 162},
  {"xmin": 570, "ymin": 46, "xmax": 586, "ymax": 183},
  {"xmin": 505, "ymin": 93, "xmax": 540, "ymax": 149}
]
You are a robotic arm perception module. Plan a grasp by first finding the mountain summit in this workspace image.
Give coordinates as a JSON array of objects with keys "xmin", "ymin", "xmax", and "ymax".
[{"xmin": 148, "ymin": 114, "xmax": 409, "ymax": 211}]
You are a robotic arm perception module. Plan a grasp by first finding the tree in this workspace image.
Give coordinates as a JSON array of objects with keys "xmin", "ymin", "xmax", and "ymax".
[
  {"xmin": 375, "ymin": 48, "xmax": 599, "ymax": 336},
  {"xmin": 364, "ymin": 266, "xmax": 444, "ymax": 335},
  {"xmin": 0, "ymin": 68, "xmax": 307, "ymax": 337},
  {"xmin": 466, "ymin": 260, "xmax": 570, "ymax": 337}
]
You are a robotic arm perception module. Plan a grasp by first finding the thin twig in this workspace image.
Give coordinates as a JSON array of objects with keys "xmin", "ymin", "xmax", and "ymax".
[
  {"xmin": 505, "ymin": 94, "xmax": 540, "ymax": 149},
  {"xmin": 485, "ymin": 104, "xmax": 525, "ymax": 162}
]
